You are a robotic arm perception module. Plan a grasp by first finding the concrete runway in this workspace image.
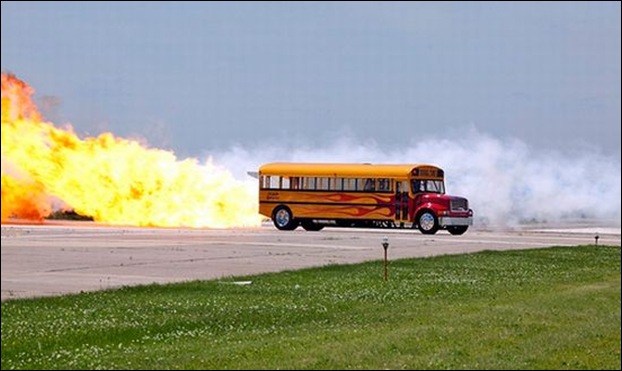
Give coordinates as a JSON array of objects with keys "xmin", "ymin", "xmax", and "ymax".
[{"xmin": 2, "ymin": 221, "xmax": 620, "ymax": 301}]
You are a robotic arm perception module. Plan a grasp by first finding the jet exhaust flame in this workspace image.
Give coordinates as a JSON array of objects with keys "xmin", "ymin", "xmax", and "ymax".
[{"xmin": 1, "ymin": 73, "xmax": 261, "ymax": 228}]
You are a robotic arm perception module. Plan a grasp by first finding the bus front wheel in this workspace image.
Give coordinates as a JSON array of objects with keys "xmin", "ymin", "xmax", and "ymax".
[
  {"xmin": 273, "ymin": 206, "xmax": 298, "ymax": 231},
  {"xmin": 417, "ymin": 211, "xmax": 439, "ymax": 235}
]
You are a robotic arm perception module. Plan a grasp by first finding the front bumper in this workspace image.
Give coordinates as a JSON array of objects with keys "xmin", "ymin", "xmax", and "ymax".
[{"xmin": 439, "ymin": 216, "xmax": 473, "ymax": 226}]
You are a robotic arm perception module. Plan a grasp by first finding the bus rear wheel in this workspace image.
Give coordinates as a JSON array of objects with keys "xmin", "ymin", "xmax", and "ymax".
[
  {"xmin": 417, "ymin": 210, "xmax": 439, "ymax": 235},
  {"xmin": 273, "ymin": 206, "xmax": 298, "ymax": 230},
  {"xmin": 447, "ymin": 226, "xmax": 468, "ymax": 235}
]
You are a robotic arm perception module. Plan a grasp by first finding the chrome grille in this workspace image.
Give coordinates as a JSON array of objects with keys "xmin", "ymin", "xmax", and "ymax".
[{"xmin": 451, "ymin": 198, "xmax": 468, "ymax": 211}]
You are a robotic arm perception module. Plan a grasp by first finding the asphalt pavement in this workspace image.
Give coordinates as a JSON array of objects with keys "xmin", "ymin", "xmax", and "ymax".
[{"xmin": 2, "ymin": 221, "xmax": 620, "ymax": 300}]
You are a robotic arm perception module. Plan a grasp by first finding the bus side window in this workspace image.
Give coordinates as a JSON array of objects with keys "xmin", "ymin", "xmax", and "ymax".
[
  {"xmin": 291, "ymin": 177, "xmax": 299, "ymax": 190},
  {"xmin": 364, "ymin": 178, "xmax": 375, "ymax": 191},
  {"xmin": 378, "ymin": 178, "xmax": 390, "ymax": 192},
  {"xmin": 270, "ymin": 176, "xmax": 280, "ymax": 189},
  {"xmin": 281, "ymin": 176, "xmax": 290, "ymax": 189},
  {"xmin": 303, "ymin": 177, "xmax": 315, "ymax": 190},
  {"xmin": 356, "ymin": 178, "xmax": 366, "ymax": 191},
  {"xmin": 343, "ymin": 178, "xmax": 356, "ymax": 191},
  {"xmin": 318, "ymin": 177, "xmax": 329, "ymax": 190}
]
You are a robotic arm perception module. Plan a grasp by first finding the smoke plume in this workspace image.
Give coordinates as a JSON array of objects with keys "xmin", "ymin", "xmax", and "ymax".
[{"xmin": 214, "ymin": 132, "xmax": 621, "ymax": 228}]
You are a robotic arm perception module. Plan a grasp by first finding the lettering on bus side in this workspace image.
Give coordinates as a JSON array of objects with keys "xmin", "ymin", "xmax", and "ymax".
[{"xmin": 266, "ymin": 192, "xmax": 280, "ymax": 201}]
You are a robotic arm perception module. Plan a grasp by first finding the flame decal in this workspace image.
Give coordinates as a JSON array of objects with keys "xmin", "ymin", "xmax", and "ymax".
[{"xmin": 295, "ymin": 204, "xmax": 394, "ymax": 218}]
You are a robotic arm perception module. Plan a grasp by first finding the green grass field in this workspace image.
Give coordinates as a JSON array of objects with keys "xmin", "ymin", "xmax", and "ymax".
[{"xmin": 1, "ymin": 245, "xmax": 620, "ymax": 370}]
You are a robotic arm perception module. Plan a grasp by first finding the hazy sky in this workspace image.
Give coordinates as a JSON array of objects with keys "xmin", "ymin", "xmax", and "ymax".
[{"xmin": 2, "ymin": 1, "xmax": 621, "ymax": 158}]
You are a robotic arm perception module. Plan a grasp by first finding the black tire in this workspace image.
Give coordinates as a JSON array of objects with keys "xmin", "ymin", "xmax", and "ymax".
[
  {"xmin": 417, "ymin": 210, "xmax": 439, "ymax": 235},
  {"xmin": 447, "ymin": 226, "xmax": 468, "ymax": 235},
  {"xmin": 301, "ymin": 220, "xmax": 324, "ymax": 231},
  {"xmin": 272, "ymin": 206, "xmax": 298, "ymax": 231}
]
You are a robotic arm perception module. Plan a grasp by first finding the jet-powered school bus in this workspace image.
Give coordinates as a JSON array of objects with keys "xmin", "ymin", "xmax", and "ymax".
[{"xmin": 257, "ymin": 163, "xmax": 473, "ymax": 235}]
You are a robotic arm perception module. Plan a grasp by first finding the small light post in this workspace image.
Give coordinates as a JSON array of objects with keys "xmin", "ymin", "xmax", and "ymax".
[{"xmin": 382, "ymin": 236, "xmax": 389, "ymax": 281}]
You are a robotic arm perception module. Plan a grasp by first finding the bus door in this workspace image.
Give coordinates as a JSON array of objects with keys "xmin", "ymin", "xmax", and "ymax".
[{"xmin": 395, "ymin": 180, "xmax": 409, "ymax": 222}]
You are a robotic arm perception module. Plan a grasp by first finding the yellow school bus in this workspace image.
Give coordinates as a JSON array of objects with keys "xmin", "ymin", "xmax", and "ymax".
[{"xmin": 258, "ymin": 163, "xmax": 473, "ymax": 235}]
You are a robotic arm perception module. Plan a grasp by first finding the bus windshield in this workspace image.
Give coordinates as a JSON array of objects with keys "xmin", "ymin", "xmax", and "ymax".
[{"xmin": 411, "ymin": 179, "xmax": 445, "ymax": 194}]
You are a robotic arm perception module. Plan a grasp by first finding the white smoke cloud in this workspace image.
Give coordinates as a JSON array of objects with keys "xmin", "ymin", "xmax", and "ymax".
[{"xmin": 210, "ymin": 130, "xmax": 621, "ymax": 229}]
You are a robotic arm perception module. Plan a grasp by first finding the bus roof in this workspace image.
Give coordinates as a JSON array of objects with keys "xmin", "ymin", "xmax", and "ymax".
[{"xmin": 258, "ymin": 163, "xmax": 441, "ymax": 178}]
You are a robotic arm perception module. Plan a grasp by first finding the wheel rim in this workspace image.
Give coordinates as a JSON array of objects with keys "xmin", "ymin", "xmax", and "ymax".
[
  {"xmin": 419, "ymin": 212, "xmax": 435, "ymax": 231},
  {"xmin": 275, "ymin": 209, "xmax": 290, "ymax": 227}
]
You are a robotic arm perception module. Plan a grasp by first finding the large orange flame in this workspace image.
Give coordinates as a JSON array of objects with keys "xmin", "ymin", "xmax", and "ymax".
[{"xmin": 1, "ymin": 73, "xmax": 261, "ymax": 228}]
